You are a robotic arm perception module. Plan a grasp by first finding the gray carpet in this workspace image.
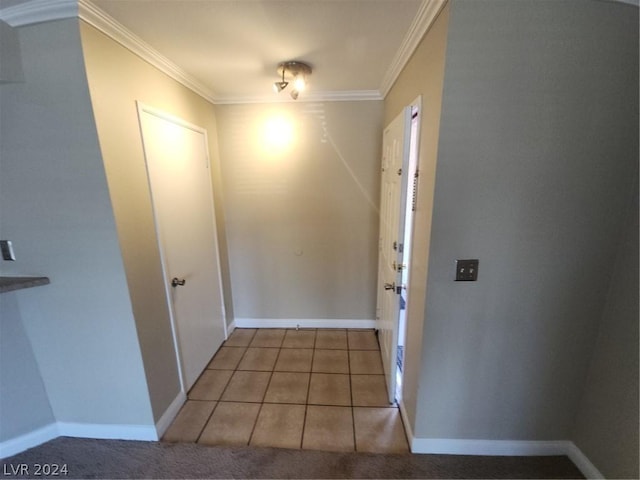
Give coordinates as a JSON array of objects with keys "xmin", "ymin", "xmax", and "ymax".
[{"xmin": 1, "ymin": 437, "xmax": 584, "ymax": 479}]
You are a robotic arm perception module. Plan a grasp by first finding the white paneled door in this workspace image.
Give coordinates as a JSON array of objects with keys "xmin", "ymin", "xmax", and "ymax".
[
  {"xmin": 137, "ymin": 103, "xmax": 226, "ymax": 391},
  {"xmin": 376, "ymin": 107, "xmax": 411, "ymax": 404}
]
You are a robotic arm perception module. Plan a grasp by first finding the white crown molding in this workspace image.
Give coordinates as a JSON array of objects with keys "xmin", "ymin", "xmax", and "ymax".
[
  {"xmin": 215, "ymin": 90, "xmax": 383, "ymax": 105},
  {"xmin": 0, "ymin": 0, "xmax": 435, "ymax": 104},
  {"xmin": 1, "ymin": 0, "xmax": 389, "ymax": 104},
  {"xmin": 77, "ymin": 0, "xmax": 221, "ymax": 104},
  {"xmin": 379, "ymin": 0, "xmax": 447, "ymax": 98},
  {"xmin": 0, "ymin": 0, "xmax": 76, "ymax": 27}
]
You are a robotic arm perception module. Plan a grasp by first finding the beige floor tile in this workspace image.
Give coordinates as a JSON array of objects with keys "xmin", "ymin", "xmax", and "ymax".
[
  {"xmin": 347, "ymin": 330, "xmax": 379, "ymax": 350},
  {"xmin": 351, "ymin": 375, "xmax": 390, "ymax": 407},
  {"xmin": 198, "ymin": 402, "xmax": 260, "ymax": 446},
  {"xmin": 207, "ymin": 347, "xmax": 246, "ymax": 370},
  {"xmin": 353, "ymin": 407, "xmax": 409, "ymax": 453},
  {"xmin": 237, "ymin": 347, "xmax": 279, "ymax": 371},
  {"xmin": 312, "ymin": 349, "xmax": 349, "ymax": 373},
  {"xmin": 221, "ymin": 371, "xmax": 271, "ymax": 402},
  {"xmin": 224, "ymin": 328, "xmax": 256, "ymax": 347},
  {"xmin": 250, "ymin": 404, "xmax": 305, "ymax": 449},
  {"xmin": 250, "ymin": 329, "xmax": 286, "ymax": 347},
  {"xmin": 302, "ymin": 405, "xmax": 354, "ymax": 452},
  {"xmin": 264, "ymin": 372, "xmax": 310, "ymax": 404},
  {"xmin": 315, "ymin": 330, "xmax": 348, "ymax": 350},
  {"xmin": 162, "ymin": 400, "xmax": 215, "ymax": 442},
  {"xmin": 349, "ymin": 350, "xmax": 383, "ymax": 374},
  {"xmin": 308, "ymin": 373, "xmax": 351, "ymax": 406},
  {"xmin": 282, "ymin": 329, "xmax": 316, "ymax": 348},
  {"xmin": 188, "ymin": 370, "xmax": 233, "ymax": 401},
  {"xmin": 274, "ymin": 348, "xmax": 313, "ymax": 372}
]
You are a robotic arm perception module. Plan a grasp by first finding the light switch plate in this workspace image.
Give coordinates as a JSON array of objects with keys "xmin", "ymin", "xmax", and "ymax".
[
  {"xmin": 456, "ymin": 259, "xmax": 478, "ymax": 281},
  {"xmin": 1, "ymin": 240, "xmax": 16, "ymax": 261}
]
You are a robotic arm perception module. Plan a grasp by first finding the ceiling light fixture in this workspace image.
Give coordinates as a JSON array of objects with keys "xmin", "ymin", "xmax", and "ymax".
[{"xmin": 274, "ymin": 61, "xmax": 312, "ymax": 100}]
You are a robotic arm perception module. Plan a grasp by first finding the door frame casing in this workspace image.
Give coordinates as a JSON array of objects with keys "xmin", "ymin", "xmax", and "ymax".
[{"xmin": 136, "ymin": 101, "xmax": 227, "ymax": 393}]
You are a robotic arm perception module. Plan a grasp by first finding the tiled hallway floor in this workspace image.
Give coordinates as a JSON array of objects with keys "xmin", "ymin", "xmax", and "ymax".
[{"xmin": 162, "ymin": 328, "xmax": 409, "ymax": 453}]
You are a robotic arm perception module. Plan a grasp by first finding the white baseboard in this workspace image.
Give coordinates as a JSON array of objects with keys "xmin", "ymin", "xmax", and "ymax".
[
  {"xmin": 57, "ymin": 421, "xmax": 158, "ymax": 441},
  {"xmin": 410, "ymin": 436, "xmax": 601, "ymax": 479},
  {"xmin": 398, "ymin": 399, "xmax": 414, "ymax": 448},
  {"xmin": 411, "ymin": 438, "xmax": 571, "ymax": 456},
  {"xmin": 565, "ymin": 442, "xmax": 604, "ymax": 479},
  {"xmin": 226, "ymin": 319, "xmax": 236, "ymax": 338},
  {"xmin": 0, "ymin": 423, "xmax": 59, "ymax": 459},
  {"xmin": 234, "ymin": 318, "xmax": 376, "ymax": 329},
  {"xmin": 155, "ymin": 391, "xmax": 186, "ymax": 438},
  {"xmin": 0, "ymin": 420, "xmax": 159, "ymax": 459}
]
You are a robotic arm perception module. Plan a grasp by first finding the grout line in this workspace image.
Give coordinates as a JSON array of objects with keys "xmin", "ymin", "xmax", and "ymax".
[
  {"xmin": 300, "ymin": 329, "xmax": 318, "ymax": 449},
  {"xmin": 194, "ymin": 399, "xmax": 219, "ymax": 444},
  {"xmin": 247, "ymin": 340, "xmax": 285, "ymax": 446},
  {"xmin": 172, "ymin": 328, "xmax": 390, "ymax": 452},
  {"xmin": 347, "ymin": 330, "xmax": 357, "ymax": 452}
]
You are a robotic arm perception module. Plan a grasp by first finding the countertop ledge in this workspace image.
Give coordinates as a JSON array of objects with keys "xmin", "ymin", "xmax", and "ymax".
[{"xmin": 0, "ymin": 276, "xmax": 50, "ymax": 293}]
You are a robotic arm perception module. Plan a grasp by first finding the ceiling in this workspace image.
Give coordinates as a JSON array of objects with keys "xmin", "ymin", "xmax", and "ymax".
[
  {"xmin": 0, "ymin": 0, "xmax": 430, "ymax": 103},
  {"xmin": 89, "ymin": 0, "xmax": 423, "ymax": 103},
  {"xmin": 3, "ymin": 0, "xmax": 635, "ymax": 103}
]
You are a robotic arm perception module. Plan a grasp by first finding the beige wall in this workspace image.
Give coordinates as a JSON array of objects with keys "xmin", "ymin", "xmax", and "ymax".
[
  {"xmin": 79, "ymin": 21, "xmax": 232, "ymax": 421},
  {"xmin": 216, "ymin": 101, "xmax": 383, "ymax": 323},
  {"xmin": 383, "ymin": 3, "xmax": 450, "ymax": 432}
]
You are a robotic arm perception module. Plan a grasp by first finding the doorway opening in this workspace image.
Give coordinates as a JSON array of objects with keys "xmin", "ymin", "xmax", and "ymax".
[{"xmin": 395, "ymin": 102, "xmax": 421, "ymax": 403}]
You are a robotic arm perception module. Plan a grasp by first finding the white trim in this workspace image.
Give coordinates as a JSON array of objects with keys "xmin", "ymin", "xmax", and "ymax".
[
  {"xmin": 0, "ymin": 0, "xmax": 432, "ymax": 104},
  {"xmin": 411, "ymin": 438, "xmax": 571, "ymax": 456},
  {"xmin": 234, "ymin": 318, "xmax": 377, "ymax": 330},
  {"xmin": 214, "ymin": 90, "xmax": 383, "ymax": 105},
  {"xmin": 565, "ymin": 443, "xmax": 605, "ymax": 479},
  {"xmin": 78, "ymin": 0, "xmax": 219, "ymax": 105},
  {"xmin": 57, "ymin": 422, "xmax": 158, "ymax": 441},
  {"xmin": 226, "ymin": 319, "xmax": 237, "ymax": 338},
  {"xmin": 398, "ymin": 399, "xmax": 414, "ymax": 449},
  {"xmin": 0, "ymin": 0, "xmax": 76, "ymax": 27},
  {"xmin": 0, "ymin": 420, "xmax": 159, "ymax": 459},
  {"xmin": 379, "ymin": 0, "xmax": 447, "ymax": 98},
  {"xmin": 410, "ymin": 437, "xmax": 602, "ymax": 479},
  {"xmin": 136, "ymin": 102, "xmax": 228, "ymax": 392},
  {"xmin": 0, "ymin": 423, "xmax": 58, "ymax": 459},
  {"xmin": 154, "ymin": 391, "xmax": 186, "ymax": 438}
]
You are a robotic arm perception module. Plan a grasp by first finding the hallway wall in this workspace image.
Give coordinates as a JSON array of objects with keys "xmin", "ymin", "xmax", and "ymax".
[
  {"xmin": 383, "ymin": 1, "xmax": 450, "ymax": 437},
  {"xmin": 216, "ymin": 101, "xmax": 383, "ymax": 325},
  {"xmin": 0, "ymin": 18, "xmax": 154, "ymax": 429},
  {"xmin": 417, "ymin": 0, "xmax": 638, "ymax": 443},
  {"xmin": 80, "ymin": 20, "xmax": 231, "ymax": 422}
]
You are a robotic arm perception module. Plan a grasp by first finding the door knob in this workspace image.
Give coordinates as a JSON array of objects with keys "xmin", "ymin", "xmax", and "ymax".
[
  {"xmin": 171, "ymin": 277, "xmax": 186, "ymax": 287},
  {"xmin": 384, "ymin": 282, "xmax": 395, "ymax": 291}
]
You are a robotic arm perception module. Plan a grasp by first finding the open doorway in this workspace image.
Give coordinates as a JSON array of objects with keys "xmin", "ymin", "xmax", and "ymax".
[{"xmin": 395, "ymin": 101, "xmax": 421, "ymax": 403}]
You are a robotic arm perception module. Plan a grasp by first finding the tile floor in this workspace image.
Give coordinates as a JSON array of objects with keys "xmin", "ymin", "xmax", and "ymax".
[{"xmin": 162, "ymin": 328, "xmax": 409, "ymax": 453}]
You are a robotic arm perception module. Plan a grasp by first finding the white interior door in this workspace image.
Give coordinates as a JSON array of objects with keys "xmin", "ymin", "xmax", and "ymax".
[
  {"xmin": 376, "ymin": 107, "xmax": 411, "ymax": 404},
  {"xmin": 137, "ymin": 103, "xmax": 226, "ymax": 391}
]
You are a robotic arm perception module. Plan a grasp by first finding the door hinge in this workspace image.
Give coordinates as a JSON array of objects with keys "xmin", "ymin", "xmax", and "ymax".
[{"xmin": 397, "ymin": 168, "xmax": 402, "ymax": 176}]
